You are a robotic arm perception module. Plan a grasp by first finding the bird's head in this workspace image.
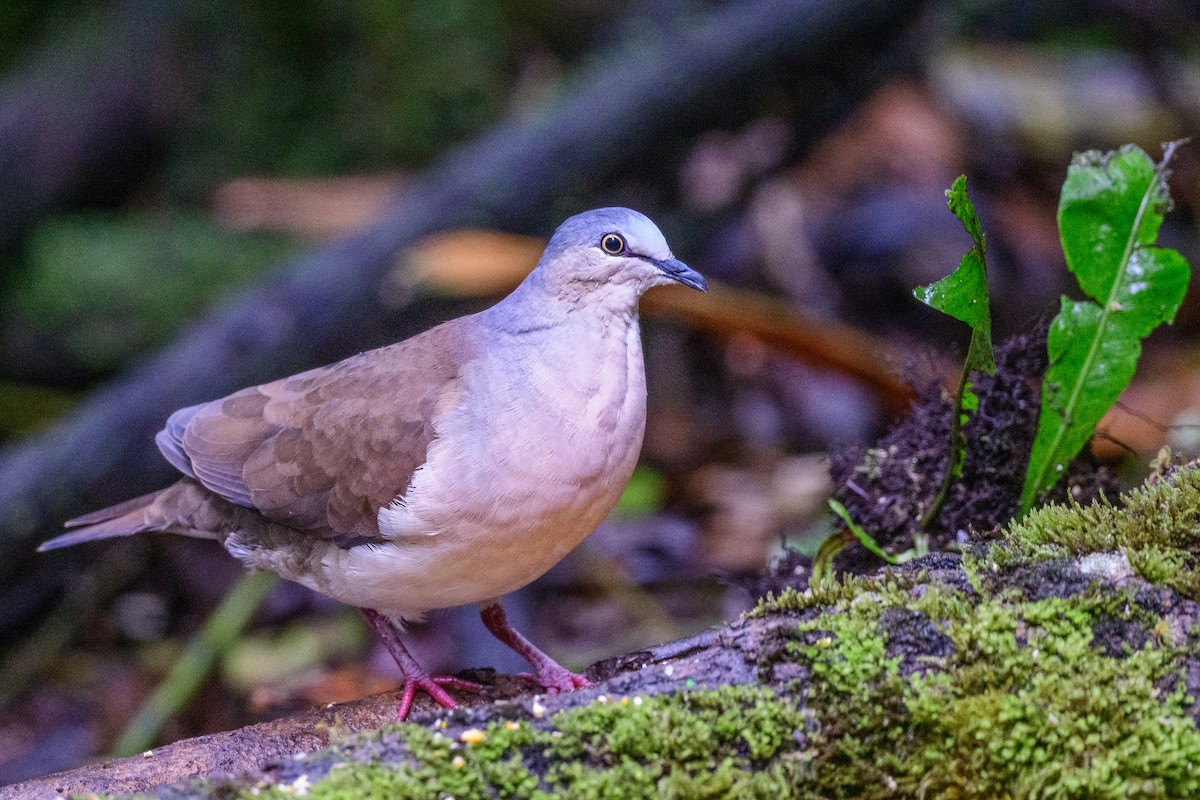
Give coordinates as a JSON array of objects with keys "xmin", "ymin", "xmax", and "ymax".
[{"xmin": 534, "ymin": 208, "xmax": 707, "ymax": 302}]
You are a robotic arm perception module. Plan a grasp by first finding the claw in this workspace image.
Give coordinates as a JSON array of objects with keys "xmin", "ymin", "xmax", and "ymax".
[
  {"xmin": 397, "ymin": 675, "xmax": 484, "ymax": 720},
  {"xmin": 533, "ymin": 664, "xmax": 590, "ymax": 695}
]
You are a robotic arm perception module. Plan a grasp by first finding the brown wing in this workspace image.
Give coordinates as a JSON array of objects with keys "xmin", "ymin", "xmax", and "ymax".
[{"xmin": 155, "ymin": 320, "xmax": 479, "ymax": 541}]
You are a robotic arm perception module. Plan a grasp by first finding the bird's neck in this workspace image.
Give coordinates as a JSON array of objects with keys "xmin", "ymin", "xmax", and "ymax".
[{"xmin": 485, "ymin": 271, "xmax": 643, "ymax": 337}]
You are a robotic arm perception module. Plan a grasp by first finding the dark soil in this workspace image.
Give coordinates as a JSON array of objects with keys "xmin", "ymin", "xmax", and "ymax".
[{"xmin": 755, "ymin": 324, "xmax": 1121, "ymax": 597}]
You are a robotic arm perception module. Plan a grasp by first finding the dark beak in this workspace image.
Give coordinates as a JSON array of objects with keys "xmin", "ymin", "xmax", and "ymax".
[{"xmin": 653, "ymin": 257, "xmax": 708, "ymax": 292}]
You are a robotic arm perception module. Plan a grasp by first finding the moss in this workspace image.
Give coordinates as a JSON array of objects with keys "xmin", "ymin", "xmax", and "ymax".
[
  {"xmin": 792, "ymin": 584, "xmax": 1200, "ymax": 799},
  {"xmin": 667, "ymin": 568, "xmax": 1200, "ymax": 800},
  {"xmin": 1128, "ymin": 544, "xmax": 1200, "ymax": 598},
  {"xmin": 712, "ymin": 466, "xmax": 1200, "ymax": 796},
  {"xmin": 1003, "ymin": 464, "xmax": 1200, "ymax": 599},
  {"xmin": 751, "ymin": 570, "xmax": 924, "ymax": 618},
  {"xmin": 232, "ymin": 685, "xmax": 808, "ymax": 800}
]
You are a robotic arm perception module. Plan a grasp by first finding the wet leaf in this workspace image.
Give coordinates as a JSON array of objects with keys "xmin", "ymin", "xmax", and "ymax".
[
  {"xmin": 914, "ymin": 175, "xmax": 995, "ymax": 379},
  {"xmin": 914, "ymin": 176, "xmax": 994, "ymax": 529},
  {"xmin": 1020, "ymin": 143, "xmax": 1191, "ymax": 513}
]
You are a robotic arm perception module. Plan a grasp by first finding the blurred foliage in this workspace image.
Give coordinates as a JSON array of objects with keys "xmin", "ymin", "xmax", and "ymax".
[
  {"xmin": 221, "ymin": 610, "xmax": 367, "ymax": 692},
  {"xmin": 0, "ymin": 382, "xmax": 76, "ymax": 437},
  {"xmin": 12, "ymin": 213, "xmax": 297, "ymax": 371},
  {"xmin": 164, "ymin": 0, "xmax": 510, "ymax": 194},
  {"xmin": 0, "ymin": 0, "xmax": 517, "ymax": 400},
  {"xmin": 613, "ymin": 465, "xmax": 665, "ymax": 518},
  {"xmin": 111, "ymin": 571, "xmax": 279, "ymax": 757},
  {"xmin": 0, "ymin": 0, "xmax": 92, "ymax": 72},
  {"xmin": 0, "ymin": 0, "xmax": 529, "ymax": 454}
]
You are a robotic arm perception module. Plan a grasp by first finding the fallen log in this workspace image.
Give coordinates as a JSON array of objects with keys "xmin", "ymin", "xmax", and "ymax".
[{"xmin": 11, "ymin": 529, "xmax": 1200, "ymax": 798}]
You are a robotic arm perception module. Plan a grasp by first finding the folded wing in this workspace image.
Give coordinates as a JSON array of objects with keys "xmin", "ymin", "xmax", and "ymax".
[{"xmin": 157, "ymin": 322, "xmax": 477, "ymax": 541}]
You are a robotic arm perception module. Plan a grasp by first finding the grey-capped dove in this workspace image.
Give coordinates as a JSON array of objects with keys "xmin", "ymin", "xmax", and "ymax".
[{"xmin": 40, "ymin": 207, "xmax": 707, "ymax": 719}]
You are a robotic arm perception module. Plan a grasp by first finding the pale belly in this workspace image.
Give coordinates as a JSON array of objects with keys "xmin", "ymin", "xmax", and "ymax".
[
  {"xmin": 316, "ymin": 467, "xmax": 635, "ymax": 617},
  {"xmin": 303, "ymin": 318, "xmax": 648, "ymax": 618}
]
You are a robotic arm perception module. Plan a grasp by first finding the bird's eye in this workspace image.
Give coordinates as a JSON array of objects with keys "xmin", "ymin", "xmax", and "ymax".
[{"xmin": 600, "ymin": 233, "xmax": 626, "ymax": 255}]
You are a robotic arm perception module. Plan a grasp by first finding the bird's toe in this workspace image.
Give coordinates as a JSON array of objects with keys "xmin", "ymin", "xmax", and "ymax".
[
  {"xmin": 397, "ymin": 674, "xmax": 483, "ymax": 720},
  {"xmin": 536, "ymin": 665, "xmax": 591, "ymax": 694}
]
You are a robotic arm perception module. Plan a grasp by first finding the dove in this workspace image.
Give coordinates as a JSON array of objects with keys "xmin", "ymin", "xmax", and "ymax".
[{"xmin": 40, "ymin": 207, "xmax": 707, "ymax": 719}]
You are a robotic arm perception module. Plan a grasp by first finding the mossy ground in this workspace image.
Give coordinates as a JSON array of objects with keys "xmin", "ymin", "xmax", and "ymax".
[
  {"xmin": 98, "ymin": 467, "xmax": 1200, "ymax": 799},
  {"xmin": 759, "ymin": 579, "xmax": 1200, "ymax": 798},
  {"xmin": 117, "ymin": 465, "xmax": 1195, "ymax": 800},
  {"xmin": 205, "ymin": 685, "xmax": 808, "ymax": 800},
  {"xmin": 997, "ymin": 459, "xmax": 1200, "ymax": 601},
  {"xmin": 752, "ymin": 463, "xmax": 1200, "ymax": 798}
]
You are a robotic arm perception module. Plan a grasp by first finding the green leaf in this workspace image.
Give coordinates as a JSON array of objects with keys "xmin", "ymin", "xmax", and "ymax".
[
  {"xmin": 914, "ymin": 176, "xmax": 995, "ymax": 530},
  {"xmin": 828, "ymin": 499, "xmax": 902, "ymax": 565},
  {"xmin": 1019, "ymin": 143, "xmax": 1191, "ymax": 513},
  {"xmin": 914, "ymin": 176, "xmax": 996, "ymax": 376}
]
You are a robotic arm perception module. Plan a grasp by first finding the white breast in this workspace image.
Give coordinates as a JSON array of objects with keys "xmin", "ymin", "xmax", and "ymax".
[{"xmin": 315, "ymin": 312, "xmax": 647, "ymax": 618}]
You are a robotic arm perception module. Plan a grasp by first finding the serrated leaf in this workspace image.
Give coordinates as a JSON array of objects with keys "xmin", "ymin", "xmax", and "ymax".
[
  {"xmin": 914, "ymin": 176, "xmax": 995, "ymax": 375},
  {"xmin": 1019, "ymin": 143, "xmax": 1191, "ymax": 513},
  {"xmin": 947, "ymin": 173, "xmax": 984, "ymax": 245},
  {"xmin": 914, "ymin": 176, "xmax": 995, "ymax": 530}
]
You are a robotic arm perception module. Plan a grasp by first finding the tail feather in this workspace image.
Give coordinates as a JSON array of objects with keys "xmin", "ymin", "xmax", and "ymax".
[
  {"xmin": 64, "ymin": 490, "xmax": 164, "ymax": 528},
  {"xmin": 39, "ymin": 491, "xmax": 161, "ymax": 552},
  {"xmin": 40, "ymin": 480, "xmax": 231, "ymax": 552}
]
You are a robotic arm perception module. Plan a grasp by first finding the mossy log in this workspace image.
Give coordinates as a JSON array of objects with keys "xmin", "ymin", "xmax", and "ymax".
[{"xmin": 10, "ymin": 466, "xmax": 1200, "ymax": 799}]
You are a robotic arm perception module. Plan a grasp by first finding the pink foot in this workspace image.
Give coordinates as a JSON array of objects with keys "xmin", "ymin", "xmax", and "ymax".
[
  {"xmin": 532, "ymin": 664, "xmax": 591, "ymax": 695},
  {"xmin": 362, "ymin": 608, "xmax": 483, "ymax": 720},
  {"xmin": 515, "ymin": 668, "xmax": 592, "ymax": 694},
  {"xmin": 480, "ymin": 602, "xmax": 591, "ymax": 695},
  {"xmin": 397, "ymin": 675, "xmax": 484, "ymax": 720}
]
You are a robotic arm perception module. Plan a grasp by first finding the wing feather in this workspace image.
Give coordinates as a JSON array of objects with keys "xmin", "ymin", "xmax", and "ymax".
[
  {"xmin": 155, "ymin": 404, "xmax": 202, "ymax": 480},
  {"xmin": 156, "ymin": 320, "xmax": 478, "ymax": 540}
]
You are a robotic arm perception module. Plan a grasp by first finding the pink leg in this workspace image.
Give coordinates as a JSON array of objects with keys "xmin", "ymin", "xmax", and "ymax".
[
  {"xmin": 362, "ymin": 608, "xmax": 482, "ymax": 720},
  {"xmin": 480, "ymin": 602, "xmax": 590, "ymax": 694}
]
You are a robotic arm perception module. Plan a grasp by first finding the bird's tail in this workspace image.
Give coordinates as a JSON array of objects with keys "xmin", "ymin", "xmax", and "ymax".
[
  {"xmin": 38, "ymin": 489, "xmax": 166, "ymax": 551},
  {"xmin": 38, "ymin": 478, "xmax": 232, "ymax": 552}
]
